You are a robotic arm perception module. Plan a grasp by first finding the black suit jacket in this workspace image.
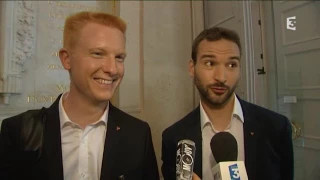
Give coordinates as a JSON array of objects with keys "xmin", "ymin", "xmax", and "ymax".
[
  {"xmin": 0, "ymin": 96, "xmax": 159, "ymax": 180},
  {"xmin": 161, "ymin": 98, "xmax": 293, "ymax": 180}
]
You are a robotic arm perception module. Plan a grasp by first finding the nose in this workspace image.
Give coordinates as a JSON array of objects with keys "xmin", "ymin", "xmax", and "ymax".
[
  {"xmin": 214, "ymin": 65, "xmax": 227, "ymax": 83},
  {"xmin": 101, "ymin": 56, "xmax": 118, "ymax": 75}
]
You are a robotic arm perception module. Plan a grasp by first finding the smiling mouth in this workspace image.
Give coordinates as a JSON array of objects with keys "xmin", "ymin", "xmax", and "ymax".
[{"xmin": 94, "ymin": 78, "xmax": 115, "ymax": 85}]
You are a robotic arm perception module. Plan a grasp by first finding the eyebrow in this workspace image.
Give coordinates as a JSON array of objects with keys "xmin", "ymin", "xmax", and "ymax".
[
  {"xmin": 200, "ymin": 54, "xmax": 216, "ymax": 59},
  {"xmin": 230, "ymin": 56, "xmax": 240, "ymax": 61},
  {"xmin": 89, "ymin": 47, "xmax": 106, "ymax": 52},
  {"xmin": 200, "ymin": 54, "xmax": 240, "ymax": 61},
  {"xmin": 89, "ymin": 48, "xmax": 127, "ymax": 56}
]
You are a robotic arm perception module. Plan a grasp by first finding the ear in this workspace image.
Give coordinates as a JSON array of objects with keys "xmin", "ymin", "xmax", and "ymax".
[
  {"xmin": 59, "ymin": 48, "xmax": 71, "ymax": 71},
  {"xmin": 188, "ymin": 59, "xmax": 195, "ymax": 77}
]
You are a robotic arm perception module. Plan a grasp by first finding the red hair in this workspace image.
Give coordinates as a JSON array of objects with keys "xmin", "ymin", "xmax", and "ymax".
[{"xmin": 63, "ymin": 11, "xmax": 127, "ymax": 50}]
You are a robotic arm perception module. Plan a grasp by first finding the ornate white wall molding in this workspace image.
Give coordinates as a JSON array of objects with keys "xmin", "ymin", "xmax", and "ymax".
[{"xmin": 0, "ymin": 1, "xmax": 37, "ymax": 105}]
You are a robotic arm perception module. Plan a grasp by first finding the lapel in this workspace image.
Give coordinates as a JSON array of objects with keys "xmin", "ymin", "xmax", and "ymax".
[
  {"xmin": 100, "ymin": 103, "xmax": 122, "ymax": 180},
  {"xmin": 41, "ymin": 95, "xmax": 64, "ymax": 180},
  {"xmin": 185, "ymin": 106, "xmax": 203, "ymax": 179},
  {"xmin": 239, "ymin": 98, "xmax": 258, "ymax": 179}
]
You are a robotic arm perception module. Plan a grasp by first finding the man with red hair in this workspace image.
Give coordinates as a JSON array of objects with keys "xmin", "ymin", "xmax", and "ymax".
[{"xmin": 0, "ymin": 11, "xmax": 159, "ymax": 180}]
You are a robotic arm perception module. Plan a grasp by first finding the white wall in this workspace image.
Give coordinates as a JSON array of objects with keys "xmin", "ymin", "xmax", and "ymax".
[{"xmin": 119, "ymin": 1, "xmax": 204, "ymax": 177}]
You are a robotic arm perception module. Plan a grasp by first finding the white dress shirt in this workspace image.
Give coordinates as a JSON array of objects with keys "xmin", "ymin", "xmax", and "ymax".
[
  {"xmin": 201, "ymin": 94, "xmax": 245, "ymax": 180},
  {"xmin": 59, "ymin": 92, "xmax": 108, "ymax": 180}
]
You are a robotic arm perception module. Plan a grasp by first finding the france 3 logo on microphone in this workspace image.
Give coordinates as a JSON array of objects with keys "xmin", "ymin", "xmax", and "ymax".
[{"xmin": 228, "ymin": 164, "xmax": 240, "ymax": 180}]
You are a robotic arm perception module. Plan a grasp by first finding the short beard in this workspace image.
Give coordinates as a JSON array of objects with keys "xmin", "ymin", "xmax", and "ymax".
[{"xmin": 194, "ymin": 74, "xmax": 237, "ymax": 108}]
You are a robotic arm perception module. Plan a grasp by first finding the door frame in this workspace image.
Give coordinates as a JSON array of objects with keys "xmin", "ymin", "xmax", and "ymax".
[{"xmin": 259, "ymin": 0, "xmax": 280, "ymax": 112}]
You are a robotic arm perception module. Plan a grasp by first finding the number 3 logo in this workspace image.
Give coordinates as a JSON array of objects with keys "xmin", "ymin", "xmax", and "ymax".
[
  {"xmin": 228, "ymin": 164, "xmax": 240, "ymax": 180},
  {"xmin": 231, "ymin": 168, "xmax": 240, "ymax": 178},
  {"xmin": 286, "ymin": 16, "xmax": 296, "ymax": 31}
]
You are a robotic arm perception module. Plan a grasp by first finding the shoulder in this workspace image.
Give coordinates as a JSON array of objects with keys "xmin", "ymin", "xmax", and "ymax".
[
  {"xmin": 1, "ymin": 109, "xmax": 41, "ymax": 129},
  {"xmin": 110, "ymin": 104, "xmax": 150, "ymax": 130},
  {"xmin": 240, "ymin": 99, "xmax": 290, "ymax": 130},
  {"xmin": 243, "ymin": 100, "xmax": 286, "ymax": 118},
  {"xmin": 0, "ymin": 109, "xmax": 43, "ymax": 146},
  {"xmin": 162, "ymin": 107, "xmax": 199, "ymax": 138}
]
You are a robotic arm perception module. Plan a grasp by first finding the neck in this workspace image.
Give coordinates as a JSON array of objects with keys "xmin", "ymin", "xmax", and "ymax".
[
  {"xmin": 62, "ymin": 91, "xmax": 108, "ymax": 129},
  {"xmin": 201, "ymin": 94, "xmax": 235, "ymax": 131}
]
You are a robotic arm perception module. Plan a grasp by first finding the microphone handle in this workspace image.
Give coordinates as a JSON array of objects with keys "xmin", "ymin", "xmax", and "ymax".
[{"xmin": 176, "ymin": 140, "xmax": 196, "ymax": 180}]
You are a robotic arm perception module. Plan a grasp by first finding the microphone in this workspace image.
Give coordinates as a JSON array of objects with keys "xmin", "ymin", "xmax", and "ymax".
[
  {"xmin": 210, "ymin": 132, "xmax": 248, "ymax": 180},
  {"xmin": 176, "ymin": 139, "xmax": 196, "ymax": 180}
]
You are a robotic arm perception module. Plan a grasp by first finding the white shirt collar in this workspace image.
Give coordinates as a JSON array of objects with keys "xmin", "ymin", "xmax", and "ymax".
[
  {"xmin": 58, "ymin": 92, "xmax": 109, "ymax": 129},
  {"xmin": 233, "ymin": 95, "xmax": 244, "ymax": 123},
  {"xmin": 200, "ymin": 94, "xmax": 244, "ymax": 131}
]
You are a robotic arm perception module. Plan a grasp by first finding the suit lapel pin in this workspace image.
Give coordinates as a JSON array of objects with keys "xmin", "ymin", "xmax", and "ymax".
[
  {"xmin": 116, "ymin": 126, "xmax": 120, "ymax": 131},
  {"xmin": 250, "ymin": 132, "xmax": 254, "ymax": 135}
]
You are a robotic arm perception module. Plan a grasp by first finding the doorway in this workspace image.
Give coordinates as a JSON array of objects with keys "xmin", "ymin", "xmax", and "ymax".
[{"xmin": 262, "ymin": 1, "xmax": 320, "ymax": 179}]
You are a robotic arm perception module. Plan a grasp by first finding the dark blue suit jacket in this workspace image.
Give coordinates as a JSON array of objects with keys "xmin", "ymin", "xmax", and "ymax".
[
  {"xmin": 0, "ymin": 95, "xmax": 159, "ymax": 180},
  {"xmin": 161, "ymin": 98, "xmax": 293, "ymax": 180}
]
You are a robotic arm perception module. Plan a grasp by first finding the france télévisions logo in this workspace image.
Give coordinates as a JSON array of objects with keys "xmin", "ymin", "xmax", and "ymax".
[{"xmin": 228, "ymin": 164, "xmax": 240, "ymax": 180}]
